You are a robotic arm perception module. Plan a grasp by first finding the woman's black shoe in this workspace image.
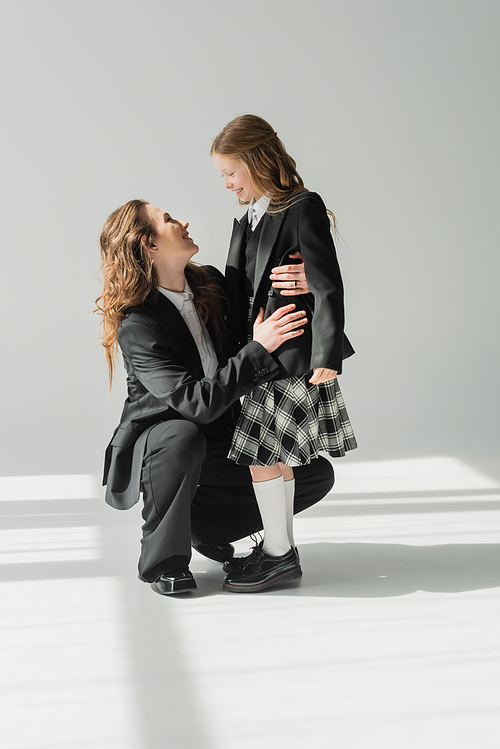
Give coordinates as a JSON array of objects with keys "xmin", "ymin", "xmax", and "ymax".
[
  {"xmin": 191, "ymin": 541, "xmax": 235, "ymax": 564},
  {"xmin": 151, "ymin": 569, "xmax": 197, "ymax": 595},
  {"xmin": 223, "ymin": 547, "xmax": 302, "ymax": 593}
]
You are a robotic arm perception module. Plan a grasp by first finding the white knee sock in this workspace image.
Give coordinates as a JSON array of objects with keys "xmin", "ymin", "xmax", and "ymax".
[
  {"xmin": 252, "ymin": 475, "xmax": 292, "ymax": 557},
  {"xmin": 284, "ymin": 478, "xmax": 296, "ymax": 548}
]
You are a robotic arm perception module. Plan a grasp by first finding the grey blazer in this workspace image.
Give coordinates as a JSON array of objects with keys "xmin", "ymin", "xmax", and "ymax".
[
  {"xmin": 102, "ymin": 266, "xmax": 279, "ymax": 510},
  {"xmin": 224, "ymin": 192, "xmax": 354, "ymax": 377}
]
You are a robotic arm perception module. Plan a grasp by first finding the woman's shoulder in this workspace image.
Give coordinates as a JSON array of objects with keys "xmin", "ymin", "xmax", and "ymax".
[
  {"xmin": 203, "ymin": 264, "xmax": 224, "ymax": 282},
  {"xmin": 119, "ymin": 296, "xmax": 160, "ymax": 331},
  {"xmin": 186, "ymin": 263, "xmax": 225, "ymax": 292}
]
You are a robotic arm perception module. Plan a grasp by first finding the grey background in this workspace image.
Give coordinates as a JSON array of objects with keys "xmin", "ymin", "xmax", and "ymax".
[{"xmin": 1, "ymin": 0, "xmax": 498, "ymax": 479}]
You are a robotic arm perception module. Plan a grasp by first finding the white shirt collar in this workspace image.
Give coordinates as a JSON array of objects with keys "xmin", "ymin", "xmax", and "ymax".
[
  {"xmin": 158, "ymin": 281, "xmax": 193, "ymax": 311},
  {"xmin": 248, "ymin": 194, "xmax": 271, "ymax": 227}
]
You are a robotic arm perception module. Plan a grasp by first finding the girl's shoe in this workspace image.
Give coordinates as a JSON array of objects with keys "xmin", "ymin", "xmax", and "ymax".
[{"xmin": 223, "ymin": 547, "xmax": 302, "ymax": 593}]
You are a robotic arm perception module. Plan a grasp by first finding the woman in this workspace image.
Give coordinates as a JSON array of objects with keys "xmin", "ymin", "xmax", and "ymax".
[{"xmin": 96, "ymin": 198, "xmax": 334, "ymax": 595}]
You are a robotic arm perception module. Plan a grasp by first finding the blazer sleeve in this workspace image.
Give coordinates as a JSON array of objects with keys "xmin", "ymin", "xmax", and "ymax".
[
  {"xmin": 298, "ymin": 194, "xmax": 346, "ymax": 372},
  {"xmin": 117, "ymin": 319, "xmax": 279, "ymax": 424}
]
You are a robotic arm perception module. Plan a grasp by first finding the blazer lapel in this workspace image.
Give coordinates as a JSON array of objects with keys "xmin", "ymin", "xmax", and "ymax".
[
  {"xmin": 155, "ymin": 293, "xmax": 203, "ymax": 373},
  {"xmin": 225, "ymin": 216, "xmax": 247, "ymax": 276},
  {"xmin": 253, "ymin": 211, "xmax": 285, "ymax": 295},
  {"xmin": 224, "ymin": 215, "xmax": 249, "ymax": 335}
]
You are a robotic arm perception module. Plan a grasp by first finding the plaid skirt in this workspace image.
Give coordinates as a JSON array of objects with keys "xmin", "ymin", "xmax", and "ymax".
[{"xmin": 228, "ymin": 375, "xmax": 358, "ymax": 467}]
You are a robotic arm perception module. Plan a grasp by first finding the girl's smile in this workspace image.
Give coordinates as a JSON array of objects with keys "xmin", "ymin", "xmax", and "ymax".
[{"xmin": 211, "ymin": 153, "xmax": 258, "ymax": 203}]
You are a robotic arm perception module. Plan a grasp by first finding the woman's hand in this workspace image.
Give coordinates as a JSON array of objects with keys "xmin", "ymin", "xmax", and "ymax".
[
  {"xmin": 253, "ymin": 304, "xmax": 308, "ymax": 353},
  {"xmin": 269, "ymin": 251, "xmax": 310, "ymax": 295},
  {"xmin": 309, "ymin": 367, "xmax": 337, "ymax": 384}
]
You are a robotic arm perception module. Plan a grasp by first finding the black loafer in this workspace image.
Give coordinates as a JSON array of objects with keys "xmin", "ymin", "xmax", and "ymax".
[
  {"xmin": 191, "ymin": 541, "xmax": 235, "ymax": 564},
  {"xmin": 151, "ymin": 569, "xmax": 197, "ymax": 595},
  {"xmin": 223, "ymin": 547, "xmax": 302, "ymax": 593}
]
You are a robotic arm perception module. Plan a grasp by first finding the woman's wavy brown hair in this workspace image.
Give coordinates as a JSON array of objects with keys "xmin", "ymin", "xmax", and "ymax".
[
  {"xmin": 211, "ymin": 114, "xmax": 338, "ymax": 232},
  {"xmin": 95, "ymin": 199, "xmax": 226, "ymax": 386}
]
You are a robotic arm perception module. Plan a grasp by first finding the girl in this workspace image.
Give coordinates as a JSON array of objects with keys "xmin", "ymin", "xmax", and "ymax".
[{"xmin": 211, "ymin": 114, "xmax": 358, "ymax": 593}]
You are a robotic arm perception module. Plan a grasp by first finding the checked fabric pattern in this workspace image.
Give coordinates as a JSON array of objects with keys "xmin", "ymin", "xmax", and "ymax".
[{"xmin": 228, "ymin": 375, "xmax": 357, "ymax": 467}]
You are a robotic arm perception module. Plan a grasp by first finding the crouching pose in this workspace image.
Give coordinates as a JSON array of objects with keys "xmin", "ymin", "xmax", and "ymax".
[{"xmin": 97, "ymin": 199, "xmax": 335, "ymax": 595}]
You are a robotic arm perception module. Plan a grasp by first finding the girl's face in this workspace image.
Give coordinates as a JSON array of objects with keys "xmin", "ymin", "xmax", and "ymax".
[
  {"xmin": 145, "ymin": 205, "xmax": 199, "ymax": 262},
  {"xmin": 211, "ymin": 153, "xmax": 258, "ymax": 203}
]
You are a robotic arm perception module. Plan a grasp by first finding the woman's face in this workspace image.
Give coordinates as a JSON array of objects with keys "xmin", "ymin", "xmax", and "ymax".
[
  {"xmin": 211, "ymin": 153, "xmax": 257, "ymax": 203},
  {"xmin": 145, "ymin": 205, "xmax": 199, "ymax": 262}
]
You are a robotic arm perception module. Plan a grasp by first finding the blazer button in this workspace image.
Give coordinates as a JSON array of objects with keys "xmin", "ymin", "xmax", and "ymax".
[
  {"xmin": 267, "ymin": 289, "xmax": 274, "ymax": 297},
  {"xmin": 252, "ymin": 368, "xmax": 270, "ymax": 382}
]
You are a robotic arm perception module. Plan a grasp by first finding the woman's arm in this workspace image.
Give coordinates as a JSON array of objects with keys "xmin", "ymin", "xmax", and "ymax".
[{"xmin": 118, "ymin": 305, "xmax": 307, "ymax": 425}]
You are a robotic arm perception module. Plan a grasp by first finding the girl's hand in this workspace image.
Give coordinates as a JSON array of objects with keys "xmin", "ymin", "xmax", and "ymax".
[
  {"xmin": 253, "ymin": 305, "xmax": 308, "ymax": 353},
  {"xmin": 270, "ymin": 251, "xmax": 311, "ymax": 295},
  {"xmin": 309, "ymin": 367, "xmax": 337, "ymax": 384}
]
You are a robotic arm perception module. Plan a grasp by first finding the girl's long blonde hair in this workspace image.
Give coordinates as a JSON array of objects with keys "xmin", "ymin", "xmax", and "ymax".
[
  {"xmin": 95, "ymin": 199, "xmax": 226, "ymax": 386},
  {"xmin": 211, "ymin": 114, "xmax": 338, "ymax": 232}
]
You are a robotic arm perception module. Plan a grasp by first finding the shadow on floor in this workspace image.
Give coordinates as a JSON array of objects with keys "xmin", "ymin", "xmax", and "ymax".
[{"xmin": 189, "ymin": 542, "xmax": 500, "ymax": 599}]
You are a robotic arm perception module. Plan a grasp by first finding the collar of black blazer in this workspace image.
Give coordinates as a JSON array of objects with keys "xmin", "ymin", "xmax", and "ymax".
[
  {"xmin": 155, "ymin": 292, "xmax": 203, "ymax": 368},
  {"xmin": 229, "ymin": 210, "xmax": 285, "ymax": 296},
  {"xmin": 154, "ymin": 289, "xmax": 227, "ymax": 370}
]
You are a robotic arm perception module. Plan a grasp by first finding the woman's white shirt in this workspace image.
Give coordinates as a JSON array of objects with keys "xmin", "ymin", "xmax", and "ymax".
[{"xmin": 158, "ymin": 282, "xmax": 218, "ymax": 378}]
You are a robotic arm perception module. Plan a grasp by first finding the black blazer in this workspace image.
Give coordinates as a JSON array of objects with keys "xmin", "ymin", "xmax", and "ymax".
[
  {"xmin": 103, "ymin": 267, "xmax": 279, "ymax": 510},
  {"xmin": 224, "ymin": 192, "xmax": 354, "ymax": 377}
]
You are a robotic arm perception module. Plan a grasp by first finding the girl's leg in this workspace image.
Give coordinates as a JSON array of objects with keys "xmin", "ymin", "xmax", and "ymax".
[
  {"xmin": 249, "ymin": 464, "xmax": 291, "ymax": 556},
  {"xmin": 278, "ymin": 463, "xmax": 295, "ymax": 549}
]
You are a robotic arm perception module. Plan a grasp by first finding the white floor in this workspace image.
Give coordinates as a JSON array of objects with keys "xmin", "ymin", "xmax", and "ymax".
[{"xmin": 1, "ymin": 456, "xmax": 499, "ymax": 749}]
